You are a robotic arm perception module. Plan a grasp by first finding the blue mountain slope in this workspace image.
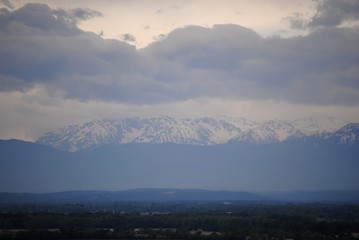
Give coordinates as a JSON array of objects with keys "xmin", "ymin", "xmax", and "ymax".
[{"xmin": 0, "ymin": 129, "xmax": 358, "ymax": 193}]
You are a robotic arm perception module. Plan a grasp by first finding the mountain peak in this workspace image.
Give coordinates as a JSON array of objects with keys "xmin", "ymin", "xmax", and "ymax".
[
  {"xmin": 36, "ymin": 116, "xmax": 352, "ymax": 152},
  {"xmin": 338, "ymin": 123, "xmax": 359, "ymax": 132},
  {"xmin": 292, "ymin": 116, "xmax": 349, "ymax": 135},
  {"xmin": 333, "ymin": 123, "xmax": 359, "ymax": 145}
]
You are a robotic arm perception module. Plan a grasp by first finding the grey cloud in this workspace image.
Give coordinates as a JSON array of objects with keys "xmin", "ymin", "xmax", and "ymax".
[
  {"xmin": 121, "ymin": 33, "xmax": 136, "ymax": 42},
  {"xmin": 0, "ymin": 3, "xmax": 137, "ymax": 99},
  {"xmin": 0, "ymin": 0, "xmax": 14, "ymax": 10},
  {"xmin": 284, "ymin": 0, "xmax": 359, "ymax": 29},
  {"xmin": 309, "ymin": 0, "xmax": 359, "ymax": 27},
  {"xmin": 0, "ymin": 7, "xmax": 10, "ymax": 15},
  {"xmin": 152, "ymin": 33, "xmax": 166, "ymax": 41},
  {"xmin": 0, "ymin": 74, "xmax": 31, "ymax": 92},
  {"xmin": 141, "ymin": 24, "xmax": 359, "ymax": 105},
  {"xmin": 144, "ymin": 25, "xmax": 261, "ymax": 68},
  {"xmin": 52, "ymin": 7, "xmax": 103, "ymax": 26},
  {"xmin": 0, "ymin": 3, "xmax": 359, "ymax": 106},
  {"xmin": 0, "ymin": 3, "xmax": 80, "ymax": 34},
  {"xmin": 283, "ymin": 12, "xmax": 308, "ymax": 30}
]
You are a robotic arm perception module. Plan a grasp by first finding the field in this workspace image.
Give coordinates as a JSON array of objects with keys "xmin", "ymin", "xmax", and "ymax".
[{"xmin": 1, "ymin": 202, "xmax": 359, "ymax": 239}]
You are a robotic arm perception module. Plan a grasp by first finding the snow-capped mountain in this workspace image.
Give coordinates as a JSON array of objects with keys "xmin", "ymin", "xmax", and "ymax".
[
  {"xmin": 232, "ymin": 120, "xmax": 305, "ymax": 144},
  {"xmin": 328, "ymin": 123, "xmax": 359, "ymax": 145},
  {"xmin": 291, "ymin": 117, "xmax": 348, "ymax": 135},
  {"xmin": 36, "ymin": 116, "xmax": 241, "ymax": 152},
  {"xmin": 215, "ymin": 116, "xmax": 259, "ymax": 131},
  {"xmin": 36, "ymin": 116, "xmax": 353, "ymax": 152}
]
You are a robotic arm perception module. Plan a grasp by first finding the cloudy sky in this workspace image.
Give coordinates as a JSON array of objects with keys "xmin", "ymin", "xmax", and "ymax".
[{"xmin": 0, "ymin": 0, "xmax": 359, "ymax": 141}]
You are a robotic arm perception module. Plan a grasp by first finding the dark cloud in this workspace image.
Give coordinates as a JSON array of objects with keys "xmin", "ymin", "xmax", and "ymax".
[
  {"xmin": 141, "ymin": 24, "xmax": 359, "ymax": 105},
  {"xmin": 285, "ymin": 0, "xmax": 359, "ymax": 29},
  {"xmin": 121, "ymin": 33, "xmax": 136, "ymax": 42},
  {"xmin": 52, "ymin": 7, "xmax": 103, "ymax": 26},
  {"xmin": 0, "ymin": 0, "xmax": 14, "ymax": 10},
  {"xmin": 0, "ymin": 7, "xmax": 10, "ymax": 15},
  {"xmin": 310, "ymin": 0, "xmax": 359, "ymax": 27},
  {"xmin": 0, "ymin": 3, "xmax": 77, "ymax": 33},
  {"xmin": 0, "ymin": 3, "xmax": 137, "ymax": 99},
  {"xmin": 0, "ymin": 3, "xmax": 359, "ymax": 106},
  {"xmin": 152, "ymin": 33, "xmax": 166, "ymax": 41}
]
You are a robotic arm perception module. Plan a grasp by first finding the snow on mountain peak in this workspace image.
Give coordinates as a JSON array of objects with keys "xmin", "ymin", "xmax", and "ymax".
[
  {"xmin": 36, "ymin": 116, "xmax": 352, "ymax": 152},
  {"xmin": 333, "ymin": 123, "xmax": 359, "ymax": 145},
  {"xmin": 292, "ymin": 116, "xmax": 349, "ymax": 135}
]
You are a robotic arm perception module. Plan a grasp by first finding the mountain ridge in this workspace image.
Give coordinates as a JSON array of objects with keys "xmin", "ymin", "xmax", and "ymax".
[
  {"xmin": 1, "ymin": 189, "xmax": 359, "ymax": 203},
  {"xmin": 1, "ymin": 126, "xmax": 358, "ymax": 193},
  {"xmin": 36, "ymin": 116, "xmax": 350, "ymax": 152},
  {"xmin": 0, "ymin": 188, "xmax": 267, "ymax": 203}
]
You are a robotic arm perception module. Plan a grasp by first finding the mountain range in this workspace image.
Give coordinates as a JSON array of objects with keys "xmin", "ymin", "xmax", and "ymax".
[
  {"xmin": 1, "ymin": 189, "xmax": 359, "ymax": 204},
  {"xmin": 36, "ymin": 116, "xmax": 350, "ymax": 152},
  {"xmin": 1, "ymin": 120, "xmax": 358, "ymax": 193}
]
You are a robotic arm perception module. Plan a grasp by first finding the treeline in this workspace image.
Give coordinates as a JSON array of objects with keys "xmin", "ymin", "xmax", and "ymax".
[{"xmin": 0, "ymin": 203, "xmax": 359, "ymax": 239}]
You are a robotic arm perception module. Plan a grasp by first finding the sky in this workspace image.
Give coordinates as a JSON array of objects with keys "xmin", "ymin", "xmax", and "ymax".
[{"xmin": 0, "ymin": 0, "xmax": 359, "ymax": 141}]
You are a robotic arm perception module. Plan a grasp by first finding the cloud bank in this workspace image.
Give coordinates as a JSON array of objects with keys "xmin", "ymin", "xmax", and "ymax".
[
  {"xmin": 310, "ymin": 0, "xmax": 359, "ymax": 27},
  {"xmin": 0, "ymin": 3, "xmax": 359, "ymax": 107},
  {"xmin": 0, "ymin": 0, "xmax": 14, "ymax": 10},
  {"xmin": 286, "ymin": 0, "xmax": 359, "ymax": 29}
]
